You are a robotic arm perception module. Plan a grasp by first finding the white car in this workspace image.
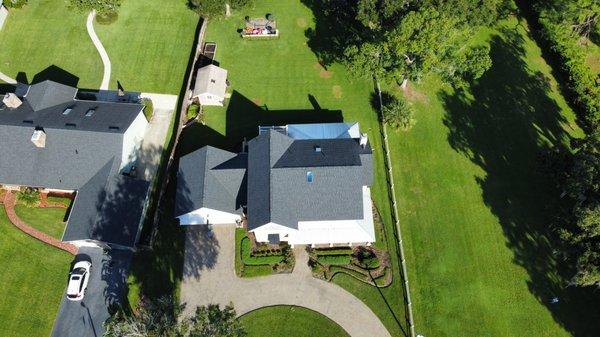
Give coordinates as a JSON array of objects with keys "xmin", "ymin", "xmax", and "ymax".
[{"xmin": 66, "ymin": 261, "xmax": 91, "ymax": 301}]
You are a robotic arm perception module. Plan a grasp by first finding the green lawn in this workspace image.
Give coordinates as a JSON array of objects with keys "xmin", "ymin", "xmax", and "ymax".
[
  {"xmin": 239, "ymin": 305, "xmax": 350, "ymax": 337},
  {"xmin": 0, "ymin": 208, "xmax": 71, "ymax": 337},
  {"xmin": 179, "ymin": 1, "xmax": 407, "ymax": 336},
  {"xmin": 390, "ymin": 18, "xmax": 599, "ymax": 337},
  {"xmin": 0, "ymin": 0, "xmax": 197, "ymax": 94},
  {"xmin": 14, "ymin": 205, "xmax": 68, "ymax": 240},
  {"xmin": 0, "ymin": 0, "xmax": 102, "ymax": 88},
  {"xmin": 94, "ymin": 0, "xmax": 199, "ymax": 94}
]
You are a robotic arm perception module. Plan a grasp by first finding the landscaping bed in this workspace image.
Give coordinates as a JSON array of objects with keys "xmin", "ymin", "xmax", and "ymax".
[
  {"xmin": 235, "ymin": 228, "xmax": 294, "ymax": 277},
  {"xmin": 309, "ymin": 245, "xmax": 392, "ymax": 288}
]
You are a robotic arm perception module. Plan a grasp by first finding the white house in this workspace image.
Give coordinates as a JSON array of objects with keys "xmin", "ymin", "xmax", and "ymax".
[
  {"xmin": 192, "ymin": 64, "xmax": 228, "ymax": 106},
  {"xmin": 175, "ymin": 122, "xmax": 376, "ymax": 247}
]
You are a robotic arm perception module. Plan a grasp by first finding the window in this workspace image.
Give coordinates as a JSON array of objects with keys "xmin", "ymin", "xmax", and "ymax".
[
  {"xmin": 85, "ymin": 109, "xmax": 95, "ymax": 117},
  {"xmin": 307, "ymin": 171, "xmax": 314, "ymax": 183},
  {"xmin": 62, "ymin": 107, "xmax": 73, "ymax": 115},
  {"xmin": 109, "ymin": 126, "xmax": 120, "ymax": 130},
  {"xmin": 65, "ymin": 123, "xmax": 76, "ymax": 127}
]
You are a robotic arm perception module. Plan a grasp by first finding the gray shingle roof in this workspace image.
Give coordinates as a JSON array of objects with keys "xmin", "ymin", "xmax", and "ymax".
[
  {"xmin": 0, "ymin": 81, "xmax": 148, "ymax": 248},
  {"xmin": 247, "ymin": 129, "xmax": 373, "ymax": 230},
  {"xmin": 25, "ymin": 81, "xmax": 77, "ymax": 112},
  {"xmin": 175, "ymin": 146, "xmax": 247, "ymax": 217},
  {"xmin": 63, "ymin": 157, "xmax": 150, "ymax": 247}
]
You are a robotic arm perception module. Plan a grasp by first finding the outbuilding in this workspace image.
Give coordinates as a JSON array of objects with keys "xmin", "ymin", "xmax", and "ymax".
[{"xmin": 192, "ymin": 64, "xmax": 228, "ymax": 106}]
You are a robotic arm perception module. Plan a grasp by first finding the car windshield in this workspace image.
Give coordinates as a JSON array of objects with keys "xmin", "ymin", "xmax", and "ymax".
[
  {"xmin": 72, "ymin": 267, "xmax": 86, "ymax": 275},
  {"xmin": 71, "ymin": 275, "xmax": 81, "ymax": 281}
]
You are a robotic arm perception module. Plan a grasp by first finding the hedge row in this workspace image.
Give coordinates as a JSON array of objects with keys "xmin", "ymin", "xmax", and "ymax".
[
  {"xmin": 536, "ymin": 13, "xmax": 600, "ymax": 130},
  {"xmin": 313, "ymin": 248, "xmax": 353, "ymax": 256},
  {"xmin": 240, "ymin": 237, "xmax": 284, "ymax": 266},
  {"xmin": 316, "ymin": 254, "xmax": 352, "ymax": 266}
]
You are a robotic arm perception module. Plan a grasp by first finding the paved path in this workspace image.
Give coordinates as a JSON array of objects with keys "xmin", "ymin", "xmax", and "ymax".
[
  {"xmin": 137, "ymin": 93, "xmax": 177, "ymax": 181},
  {"xmin": 2, "ymin": 190, "xmax": 78, "ymax": 255},
  {"xmin": 0, "ymin": 71, "xmax": 17, "ymax": 84},
  {"xmin": 180, "ymin": 225, "xmax": 392, "ymax": 337},
  {"xmin": 51, "ymin": 248, "xmax": 133, "ymax": 337},
  {"xmin": 86, "ymin": 11, "xmax": 111, "ymax": 90}
]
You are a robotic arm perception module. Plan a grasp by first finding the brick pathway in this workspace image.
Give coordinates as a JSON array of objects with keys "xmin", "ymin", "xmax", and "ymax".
[{"xmin": 2, "ymin": 191, "xmax": 78, "ymax": 255}]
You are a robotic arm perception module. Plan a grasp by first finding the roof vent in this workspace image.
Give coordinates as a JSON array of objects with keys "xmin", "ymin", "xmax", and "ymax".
[
  {"xmin": 359, "ymin": 133, "xmax": 368, "ymax": 148},
  {"xmin": 65, "ymin": 123, "xmax": 76, "ymax": 128},
  {"xmin": 3, "ymin": 93, "xmax": 22, "ymax": 109},
  {"xmin": 31, "ymin": 129, "xmax": 46, "ymax": 148},
  {"xmin": 314, "ymin": 145, "xmax": 322, "ymax": 153},
  {"xmin": 85, "ymin": 109, "xmax": 95, "ymax": 117},
  {"xmin": 211, "ymin": 79, "xmax": 216, "ymax": 83},
  {"xmin": 307, "ymin": 171, "xmax": 314, "ymax": 183}
]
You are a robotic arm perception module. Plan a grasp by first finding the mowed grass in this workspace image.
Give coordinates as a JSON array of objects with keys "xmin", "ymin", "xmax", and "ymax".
[
  {"xmin": 14, "ymin": 205, "xmax": 68, "ymax": 240},
  {"xmin": 0, "ymin": 0, "xmax": 197, "ymax": 94},
  {"xmin": 239, "ymin": 306, "xmax": 350, "ymax": 337},
  {"xmin": 0, "ymin": 0, "xmax": 102, "ymax": 88},
  {"xmin": 180, "ymin": 1, "xmax": 407, "ymax": 336},
  {"xmin": 0, "ymin": 208, "xmax": 71, "ymax": 337},
  {"xmin": 95, "ymin": 0, "xmax": 199, "ymax": 94},
  {"xmin": 389, "ymin": 18, "xmax": 598, "ymax": 337}
]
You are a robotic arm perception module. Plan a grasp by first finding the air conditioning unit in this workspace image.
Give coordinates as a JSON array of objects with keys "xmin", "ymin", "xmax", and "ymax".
[
  {"xmin": 3, "ymin": 93, "xmax": 22, "ymax": 109},
  {"xmin": 31, "ymin": 129, "xmax": 46, "ymax": 148}
]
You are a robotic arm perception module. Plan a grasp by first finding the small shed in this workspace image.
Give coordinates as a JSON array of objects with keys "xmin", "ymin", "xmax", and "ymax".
[
  {"xmin": 0, "ymin": 5, "xmax": 8, "ymax": 31},
  {"xmin": 193, "ymin": 64, "xmax": 228, "ymax": 106}
]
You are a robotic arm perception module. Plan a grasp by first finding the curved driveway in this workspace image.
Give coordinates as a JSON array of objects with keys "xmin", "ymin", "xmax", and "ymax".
[
  {"xmin": 86, "ymin": 11, "xmax": 111, "ymax": 90},
  {"xmin": 180, "ymin": 225, "xmax": 392, "ymax": 337}
]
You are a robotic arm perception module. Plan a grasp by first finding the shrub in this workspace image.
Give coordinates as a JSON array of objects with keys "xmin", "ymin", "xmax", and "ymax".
[
  {"xmin": 187, "ymin": 104, "xmax": 200, "ymax": 120},
  {"xmin": 96, "ymin": 11, "xmax": 118, "ymax": 25},
  {"xmin": 142, "ymin": 98, "xmax": 154, "ymax": 122},
  {"xmin": 316, "ymin": 254, "xmax": 351, "ymax": 266},
  {"xmin": 3, "ymin": 0, "xmax": 28, "ymax": 8},
  {"xmin": 17, "ymin": 187, "xmax": 39, "ymax": 207},
  {"xmin": 382, "ymin": 94, "xmax": 416, "ymax": 131},
  {"xmin": 240, "ymin": 237, "xmax": 283, "ymax": 265}
]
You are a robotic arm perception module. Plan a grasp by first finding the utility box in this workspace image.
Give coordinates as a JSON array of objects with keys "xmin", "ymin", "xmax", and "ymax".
[{"xmin": 0, "ymin": 6, "xmax": 8, "ymax": 31}]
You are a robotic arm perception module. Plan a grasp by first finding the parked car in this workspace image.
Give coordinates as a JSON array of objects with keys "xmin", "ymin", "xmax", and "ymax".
[{"xmin": 66, "ymin": 261, "xmax": 91, "ymax": 301}]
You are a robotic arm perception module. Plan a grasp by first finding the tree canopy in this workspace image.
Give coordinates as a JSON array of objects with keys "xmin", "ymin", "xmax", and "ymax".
[
  {"xmin": 188, "ymin": 0, "xmax": 253, "ymax": 18},
  {"xmin": 104, "ymin": 297, "xmax": 246, "ymax": 337},
  {"xmin": 312, "ymin": 0, "xmax": 510, "ymax": 86},
  {"xmin": 68, "ymin": 0, "xmax": 122, "ymax": 17}
]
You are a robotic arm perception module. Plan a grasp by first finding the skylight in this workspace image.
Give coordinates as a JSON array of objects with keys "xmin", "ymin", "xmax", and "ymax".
[
  {"xmin": 85, "ymin": 109, "xmax": 95, "ymax": 117},
  {"xmin": 63, "ymin": 107, "xmax": 73, "ymax": 115},
  {"xmin": 307, "ymin": 171, "xmax": 314, "ymax": 183}
]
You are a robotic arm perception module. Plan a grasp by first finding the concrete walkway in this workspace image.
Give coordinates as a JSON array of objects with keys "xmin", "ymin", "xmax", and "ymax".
[
  {"xmin": 180, "ymin": 225, "xmax": 392, "ymax": 337},
  {"xmin": 86, "ymin": 11, "xmax": 111, "ymax": 90},
  {"xmin": 2, "ymin": 190, "xmax": 77, "ymax": 255},
  {"xmin": 136, "ymin": 93, "xmax": 177, "ymax": 181},
  {"xmin": 0, "ymin": 71, "xmax": 16, "ymax": 84}
]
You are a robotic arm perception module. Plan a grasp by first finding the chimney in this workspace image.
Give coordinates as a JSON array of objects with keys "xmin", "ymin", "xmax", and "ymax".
[
  {"xmin": 3, "ymin": 93, "xmax": 22, "ymax": 109},
  {"xmin": 31, "ymin": 129, "xmax": 46, "ymax": 148},
  {"xmin": 359, "ymin": 133, "xmax": 368, "ymax": 148}
]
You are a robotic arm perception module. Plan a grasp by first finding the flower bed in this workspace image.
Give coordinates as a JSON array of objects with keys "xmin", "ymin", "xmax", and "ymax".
[{"xmin": 235, "ymin": 229, "xmax": 294, "ymax": 277}]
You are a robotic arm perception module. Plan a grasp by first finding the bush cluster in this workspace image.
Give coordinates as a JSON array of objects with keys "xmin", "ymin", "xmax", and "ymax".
[
  {"xmin": 3, "ymin": 0, "xmax": 28, "ymax": 8},
  {"xmin": 536, "ymin": 16, "xmax": 600, "ymax": 130}
]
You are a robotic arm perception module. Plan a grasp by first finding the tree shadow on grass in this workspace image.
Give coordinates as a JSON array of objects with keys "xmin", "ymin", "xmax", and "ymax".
[{"xmin": 441, "ymin": 28, "xmax": 600, "ymax": 336}]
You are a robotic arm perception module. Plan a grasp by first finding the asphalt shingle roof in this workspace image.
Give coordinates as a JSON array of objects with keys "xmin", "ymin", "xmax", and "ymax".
[
  {"xmin": 175, "ymin": 147, "xmax": 247, "ymax": 217},
  {"xmin": 0, "ymin": 81, "xmax": 148, "ymax": 248},
  {"xmin": 247, "ymin": 129, "xmax": 373, "ymax": 230}
]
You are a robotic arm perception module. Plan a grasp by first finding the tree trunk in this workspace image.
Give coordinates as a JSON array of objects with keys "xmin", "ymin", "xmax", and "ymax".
[
  {"xmin": 401, "ymin": 78, "xmax": 409, "ymax": 90},
  {"xmin": 225, "ymin": 3, "xmax": 231, "ymax": 17}
]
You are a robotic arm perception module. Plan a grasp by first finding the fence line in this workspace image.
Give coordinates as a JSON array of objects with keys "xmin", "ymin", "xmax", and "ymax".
[{"xmin": 376, "ymin": 81, "xmax": 416, "ymax": 337}]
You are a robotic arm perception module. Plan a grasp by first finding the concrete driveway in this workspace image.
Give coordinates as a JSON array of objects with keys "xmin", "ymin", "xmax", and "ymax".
[
  {"xmin": 51, "ymin": 247, "xmax": 132, "ymax": 337},
  {"xmin": 180, "ymin": 225, "xmax": 392, "ymax": 337}
]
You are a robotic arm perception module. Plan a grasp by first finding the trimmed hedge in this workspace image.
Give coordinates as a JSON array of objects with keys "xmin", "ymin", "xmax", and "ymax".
[
  {"xmin": 187, "ymin": 104, "xmax": 200, "ymax": 120},
  {"xmin": 316, "ymin": 254, "xmax": 351, "ymax": 266},
  {"xmin": 314, "ymin": 248, "xmax": 353, "ymax": 256},
  {"xmin": 142, "ymin": 98, "xmax": 154, "ymax": 122},
  {"xmin": 240, "ymin": 236, "xmax": 284, "ymax": 266}
]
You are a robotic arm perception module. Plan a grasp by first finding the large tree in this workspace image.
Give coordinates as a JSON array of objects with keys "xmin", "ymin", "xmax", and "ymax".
[
  {"xmin": 68, "ymin": 0, "xmax": 122, "ymax": 17},
  {"xmin": 563, "ymin": 131, "xmax": 600, "ymax": 286},
  {"xmin": 104, "ymin": 297, "xmax": 246, "ymax": 337},
  {"xmin": 540, "ymin": 0, "xmax": 600, "ymax": 38},
  {"xmin": 188, "ymin": 0, "xmax": 253, "ymax": 18}
]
